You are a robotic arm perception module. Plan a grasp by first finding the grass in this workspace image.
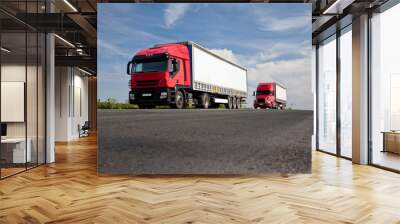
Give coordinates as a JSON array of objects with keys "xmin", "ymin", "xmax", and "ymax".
[
  {"xmin": 97, "ymin": 98, "xmax": 249, "ymax": 109},
  {"xmin": 97, "ymin": 98, "xmax": 138, "ymax": 109}
]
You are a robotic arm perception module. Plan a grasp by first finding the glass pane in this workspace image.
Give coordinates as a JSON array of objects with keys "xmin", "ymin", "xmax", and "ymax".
[
  {"xmin": 38, "ymin": 33, "xmax": 45, "ymax": 165},
  {"xmin": 27, "ymin": 31, "xmax": 38, "ymax": 169},
  {"xmin": 0, "ymin": 1, "xmax": 46, "ymax": 178},
  {"xmin": 371, "ymin": 4, "xmax": 400, "ymax": 171},
  {"xmin": 318, "ymin": 36, "xmax": 337, "ymax": 154},
  {"xmin": 340, "ymin": 27, "xmax": 352, "ymax": 158},
  {"xmin": 1, "ymin": 31, "xmax": 27, "ymax": 177}
]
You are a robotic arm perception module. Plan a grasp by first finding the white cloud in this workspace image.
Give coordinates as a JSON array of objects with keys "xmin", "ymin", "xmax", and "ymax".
[
  {"xmin": 209, "ymin": 48, "xmax": 239, "ymax": 64},
  {"xmin": 250, "ymin": 7, "xmax": 310, "ymax": 32},
  {"xmin": 244, "ymin": 41, "xmax": 309, "ymax": 68},
  {"xmin": 164, "ymin": 4, "xmax": 190, "ymax": 28},
  {"xmin": 211, "ymin": 39, "xmax": 310, "ymax": 69},
  {"xmin": 98, "ymin": 39, "xmax": 132, "ymax": 58},
  {"xmin": 258, "ymin": 15, "xmax": 310, "ymax": 32}
]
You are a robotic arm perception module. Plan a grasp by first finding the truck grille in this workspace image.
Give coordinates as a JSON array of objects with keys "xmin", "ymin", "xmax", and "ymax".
[
  {"xmin": 257, "ymin": 99, "xmax": 264, "ymax": 103},
  {"xmin": 136, "ymin": 80, "xmax": 159, "ymax": 87},
  {"xmin": 132, "ymin": 88, "xmax": 164, "ymax": 102}
]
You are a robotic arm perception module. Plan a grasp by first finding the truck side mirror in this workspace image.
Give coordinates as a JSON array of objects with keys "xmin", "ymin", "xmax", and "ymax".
[
  {"xmin": 252, "ymin": 91, "xmax": 256, "ymax": 96},
  {"xmin": 170, "ymin": 59, "xmax": 179, "ymax": 77},
  {"xmin": 127, "ymin": 61, "xmax": 132, "ymax": 75}
]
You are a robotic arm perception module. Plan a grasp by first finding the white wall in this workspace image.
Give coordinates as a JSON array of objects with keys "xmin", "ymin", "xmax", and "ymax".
[
  {"xmin": 55, "ymin": 67, "xmax": 70, "ymax": 141},
  {"xmin": 55, "ymin": 67, "xmax": 89, "ymax": 141},
  {"xmin": 1, "ymin": 63, "xmax": 46, "ymax": 164},
  {"xmin": 1, "ymin": 65, "xmax": 26, "ymax": 129},
  {"xmin": 1, "ymin": 65, "xmax": 40, "ymax": 138},
  {"xmin": 71, "ymin": 72, "xmax": 89, "ymax": 138},
  {"xmin": 1, "ymin": 82, "xmax": 25, "ymax": 122}
]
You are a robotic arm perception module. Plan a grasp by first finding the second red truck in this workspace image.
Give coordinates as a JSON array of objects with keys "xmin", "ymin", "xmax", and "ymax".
[{"xmin": 253, "ymin": 82, "xmax": 287, "ymax": 109}]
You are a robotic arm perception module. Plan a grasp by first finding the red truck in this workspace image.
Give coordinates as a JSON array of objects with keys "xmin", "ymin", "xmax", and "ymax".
[
  {"xmin": 253, "ymin": 82, "xmax": 287, "ymax": 109},
  {"xmin": 126, "ymin": 41, "xmax": 247, "ymax": 109}
]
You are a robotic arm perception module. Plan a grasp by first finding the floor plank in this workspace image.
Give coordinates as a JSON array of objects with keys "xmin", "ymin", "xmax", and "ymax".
[{"xmin": 1, "ymin": 134, "xmax": 400, "ymax": 223}]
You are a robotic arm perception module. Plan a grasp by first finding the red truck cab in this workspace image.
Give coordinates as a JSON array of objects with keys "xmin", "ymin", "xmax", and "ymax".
[
  {"xmin": 126, "ymin": 43, "xmax": 191, "ymax": 108},
  {"xmin": 253, "ymin": 82, "xmax": 286, "ymax": 109}
]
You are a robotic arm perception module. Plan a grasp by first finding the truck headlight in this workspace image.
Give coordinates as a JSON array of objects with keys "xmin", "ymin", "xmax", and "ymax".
[
  {"xmin": 160, "ymin": 92, "xmax": 168, "ymax": 99},
  {"xmin": 129, "ymin": 93, "xmax": 135, "ymax": 100}
]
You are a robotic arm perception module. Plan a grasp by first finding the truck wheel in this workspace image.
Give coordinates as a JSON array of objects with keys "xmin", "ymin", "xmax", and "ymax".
[
  {"xmin": 175, "ymin": 91, "xmax": 185, "ymax": 109},
  {"xmin": 186, "ymin": 93, "xmax": 193, "ymax": 108},
  {"xmin": 232, "ymin": 97, "xmax": 237, "ymax": 109},
  {"xmin": 228, "ymin": 97, "xmax": 233, "ymax": 109},
  {"xmin": 200, "ymin": 93, "xmax": 210, "ymax": 109},
  {"xmin": 236, "ymin": 97, "xmax": 241, "ymax": 109}
]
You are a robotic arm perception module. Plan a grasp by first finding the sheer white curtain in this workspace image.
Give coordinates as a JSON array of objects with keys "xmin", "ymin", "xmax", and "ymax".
[
  {"xmin": 318, "ymin": 36, "xmax": 337, "ymax": 154},
  {"xmin": 340, "ymin": 28, "xmax": 352, "ymax": 158}
]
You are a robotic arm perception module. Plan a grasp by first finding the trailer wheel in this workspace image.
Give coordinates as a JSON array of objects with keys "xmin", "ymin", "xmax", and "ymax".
[
  {"xmin": 200, "ymin": 93, "xmax": 210, "ymax": 109},
  {"xmin": 236, "ymin": 97, "xmax": 241, "ymax": 109},
  {"xmin": 228, "ymin": 97, "xmax": 233, "ymax": 109},
  {"xmin": 232, "ymin": 97, "xmax": 238, "ymax": 109},
  {"xmin": 175, "ymin": 91, "xmax": 185, "ymax": 109}
]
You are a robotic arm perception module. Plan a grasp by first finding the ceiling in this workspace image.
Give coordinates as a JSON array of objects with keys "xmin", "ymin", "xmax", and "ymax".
[
  {"xmin": 0, "ymin": 0, "xmax": 393, "ymax": 75},
  {"xmin": 311, "ymin": 0, "xmax": 389, "ymax": 43},
  {"xmin": 0, "ymin": 0, "xmax": 97, "ymax": 74}
]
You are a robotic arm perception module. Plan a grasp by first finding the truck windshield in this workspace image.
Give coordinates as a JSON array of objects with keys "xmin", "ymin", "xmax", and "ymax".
[
  {"xmin": 257, "ymin": 90, "xmax": 273, "ymax": 95},
  {"xmin": 133, "ymin": 60, "xmax": 167, "ymax": 73}
]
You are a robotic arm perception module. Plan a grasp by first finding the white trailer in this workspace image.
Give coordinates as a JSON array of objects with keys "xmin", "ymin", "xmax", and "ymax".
[
  {"xmin": 190, "ymin": 42, "xmax": 247, "ymax": 96},
  {"xmin": 275, "ymin": 84, "xmax": 287, "ymax": 104}
]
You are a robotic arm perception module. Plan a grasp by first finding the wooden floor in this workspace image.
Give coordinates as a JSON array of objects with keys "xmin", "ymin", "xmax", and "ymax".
[
  {"xmin": 373, "ymin": 151, "xmax": 400, "ymax": 171},
  {"xmin": 1, "ymin": 167, "xmax": 26, "ymax": 178},
  {"xmin": 1, "ymin": 134, "xmax": 400, "ymax": 223}
]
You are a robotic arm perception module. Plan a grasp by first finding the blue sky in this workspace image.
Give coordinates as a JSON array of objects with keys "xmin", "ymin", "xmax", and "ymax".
[{"xmin": 98, "ymin": 3, "xmax": 312, "ymax": 109}]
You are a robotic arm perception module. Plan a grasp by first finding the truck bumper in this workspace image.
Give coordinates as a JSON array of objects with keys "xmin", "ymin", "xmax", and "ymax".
[
  {"xmin": 129, "ymin": 88, "xmax": 173, "ymax": 105},
  {"xmin": 254, "ymin": 103, "xmax": 263, "ymax": 108},
  {"xmin": 254, "ymin": 102, "xmax": 272, "ymax": 108}
]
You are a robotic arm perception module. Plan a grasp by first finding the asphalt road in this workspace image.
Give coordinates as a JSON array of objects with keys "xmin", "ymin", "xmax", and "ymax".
[{"xmin": 98, "ymin": 109, "xmax": 313, "ymax": 175}]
